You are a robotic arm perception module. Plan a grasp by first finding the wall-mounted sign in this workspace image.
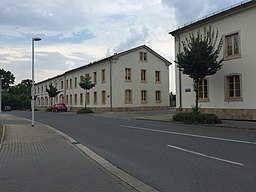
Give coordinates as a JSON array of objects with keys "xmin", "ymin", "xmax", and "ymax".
[{"xmin": 185, "ymin": 88, "xmax": 191, "ymax": 92}]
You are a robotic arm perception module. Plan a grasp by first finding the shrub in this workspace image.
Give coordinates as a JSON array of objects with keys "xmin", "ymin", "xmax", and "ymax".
[
  {"xmin": 77, "ymin": 108, "xmax": 94, "ymax": 114},
  {"xmin": 45, "ymin": 107, "xmax": 52, "ymax": 112},
  {"xmin": 173, "ymin": 112, "xmax": 221, "ymax": 124}
]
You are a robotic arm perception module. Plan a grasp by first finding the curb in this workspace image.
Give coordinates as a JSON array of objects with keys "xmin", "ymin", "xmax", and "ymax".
[{"xmin": 0, "ymin": 124, "xmax": 6, "ymax": 152}]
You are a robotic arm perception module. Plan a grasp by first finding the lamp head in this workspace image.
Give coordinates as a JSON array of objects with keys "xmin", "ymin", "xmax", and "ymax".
[{"xmin": 32, "ymin": 37, "xmax": 42, "ymax": 41}]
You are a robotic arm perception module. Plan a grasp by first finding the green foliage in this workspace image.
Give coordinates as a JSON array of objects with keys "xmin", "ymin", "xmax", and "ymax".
[
  {"xmin": 175, "ymin": 26, "xmax": 223, "ymax": 112},
  {"xmin": 2, "ymin": 79, "xmax": 32, "ymax": 110},
  {"xmin": 77, "ymin": 108, "xmax": 94, "ymax": 114},
  {"xmin": 79, "ymin": 75, "xmax": 95, "ymax": 108},
  {"xmin": 79, "ymin": 75, "xmax": 95, "ymax": 91},
  {"xmin": 0, "ymin": 68, "xmax": 15, "ymax": 90},
  {"xmin": 173, "ymin": 112, "xmax": 221, "ymax": 124},
  {"xmin": 46, "ymin": 83, "xmax": 60, "ymax": 106},
  {"xmin": 46, "ymin": 83, "xmax": 60, "ymax": 98}
]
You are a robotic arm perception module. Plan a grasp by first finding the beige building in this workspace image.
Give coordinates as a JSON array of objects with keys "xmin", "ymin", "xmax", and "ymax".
[
  {"xmin": 35, "ymin": 45, "xmax": 171, "ymax": 112},
  {"xmin": 170, "ymin": 1, "xmax": 256, "ymax": 120}
]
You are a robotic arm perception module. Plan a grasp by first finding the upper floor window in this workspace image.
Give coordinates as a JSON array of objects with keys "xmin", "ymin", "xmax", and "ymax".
[
  {"xmin": 102, "ymin": 69, "xmax": 105, "ymax": 83},
  {"xmin": 61, "ymin": 81, "xmax": 64, "ymax": 89},
  {"xmin": 125, "ymin": 68, "xmax": 131, "ymax": 81},
  {"xmin": 198, "ymin": 79, "xmax": 208, "ymax": 100},
  {"xmin": 155, "ymin": 71, "xmax": 160, "ymax": 83},
  {"xmin": 141, "ymin": 70, "xmax": 146, "ymax": 82},
  {"xmin": 225, "ymin": 33, "xmax": 240, "ymax": 58},
  {"xmin": 94, "ymin": 72, "xmax": 97, "ymax": 84},
  {"xmin": 74, "ymin": 77, "xmax": 77, "ymax": 88},
  {"xmin": 139, "ymin": 52, "xmax": 147, "ymax": 62},
  {"xmin": 226, "ymin": 75, "xmax": 241, "ymax": 99},
  {"xmin": 70, "ymin": 79, "xmax": 72, "ymax": 89},
  {"xmin": 66, "ymin": 80, "xmax": 68, "ymax": 89}
]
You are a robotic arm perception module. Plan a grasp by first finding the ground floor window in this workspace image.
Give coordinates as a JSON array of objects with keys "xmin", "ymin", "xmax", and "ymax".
[
  {"xmin": 198, "ymin": 79, "xmax": 208, "ymax": 100},
  {"xmin": 141, "ymin": 90, "xmax": 147, "ymax": 103},
  {"xmin": 125, "ymin": 90, "xmax": 132, "ymax": 103},
  {"xmin": 227, "ymin": 75, "xmax": 241, "ymax": 99},
  {"xmin": 155, "ymin": 91, "xmax": 161, "ymax": 103}
]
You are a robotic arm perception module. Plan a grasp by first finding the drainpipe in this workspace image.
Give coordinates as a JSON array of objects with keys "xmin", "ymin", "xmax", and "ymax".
[
  {"xmin": 109, "ymin": 58, "xmax": 113, "ymax": 112},
  {"xmin": 177, "ymin": 34, "xmax": 182, "ymax": 110}
]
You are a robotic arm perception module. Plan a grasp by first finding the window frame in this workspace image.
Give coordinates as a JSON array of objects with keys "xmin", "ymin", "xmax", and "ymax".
[
  {"xmin": 224, "ymin": 31, "xmax": 241, "ymax": 60},
  {"xmin": 155, "ymin": 90, "xmax": 161, "ymax": 103},
  {"xmin": 155, "ymin": 71, "xmax": 161, "ymax": 83},
  {"xmin": 225, "ymin": 74, "xmax": 242, "ymax": 101},
  {"xmin": 141, "ymin": 69, "xmax": 146, "ymax": 82},
  {"xmin": 198, "ymin": 78, "xmax": 209, "ymax": 101},
  {"xmin": 141, "ymin": 90, "xmax": 147, "ymax": 103},
  {"xmin": 125, "ymin": 90, "xmax": 132, "ymax": 104},
  {"xmin": 125, "ymin": 68, "xmax": 131, "ymax": 81}
]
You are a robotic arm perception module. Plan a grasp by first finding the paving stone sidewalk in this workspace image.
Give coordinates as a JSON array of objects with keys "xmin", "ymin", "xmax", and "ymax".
[{"xmin": 0, "ymin": 114, "xmax": 138, "ymax": 192}]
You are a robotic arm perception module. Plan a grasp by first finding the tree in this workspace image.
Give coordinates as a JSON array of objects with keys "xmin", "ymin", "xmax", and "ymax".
[
  {"xmin": 175, "ymin": 26, "xmax": 223, "ymax": 112},
  {"xmin": 0, "ymin": 68, "xmax": 15, "ymax": 89},
  {"xmin": 46, "ymin": 83, "xmax": 60, "ymax": 107},
  {"xmin": 2, "ymin": 79, "xmax": 32, "ymax": 110},
  {"xmin": 79, "ymin": 75, "xmax": 95, "ymax": 108}
]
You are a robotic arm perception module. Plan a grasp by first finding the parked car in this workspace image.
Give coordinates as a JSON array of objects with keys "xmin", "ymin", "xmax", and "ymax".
[
  {"xmin": 4, "ymin": 106, "xmax": 11, "ymax": 111},
  {"xmin": 52, "ymin": 103, "xmax": 67, "ymax": 112}
]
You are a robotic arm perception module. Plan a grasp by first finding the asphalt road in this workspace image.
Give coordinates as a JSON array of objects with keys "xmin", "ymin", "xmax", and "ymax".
[{"xmin": 9, "ymin": 111, "xmax": 256, "ymax": 192}]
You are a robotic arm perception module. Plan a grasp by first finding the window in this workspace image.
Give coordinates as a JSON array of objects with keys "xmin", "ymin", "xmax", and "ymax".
[
  {"xmin": 125, "ymin": 90, "xmax": 132, "ymax": 103},
  {"xmin": 155, "ymin": 91, "xmax": 161, "ymax": 102},
  {"xmin": 225, "ymin": 33, "xmax": 240, "ymax": 58},
  {"xmin": 141, "ymin": 70, "xmax": 146, "ymax": 82},
  {"xmin": 198, "ymin": 79, "xmax": 208, "ymax": 100},
  {"xmin": 41, "ymin": 86, "xmax": 43, "ymax": 93},
  {"xmin": 70, "ymin": 95, "xmax": 72, "ymax": 105},
  {"xmin": 86, "ymin": 93, "xmax": 90, "ymax": 105},
  {"xmin": 227, "ymin": 75, "xmax": 241, "ymax": 99},
  {"xmin": 74, "ymin": 94, "xmax": 77, "ymax": 105},
  {"xmin": 125, "ymin": 68, "xmax": 131, "ymax": 81},
  {"xmin": 80, "ymin": 93, "xmax": 83, "ymax": 105},
  {"xmin": 94, "ymin": 72, "xmax": 97, "ymax": 84},
  {"xmin": 102, "ymin": 69, "xmax": 105, "ymax": 83},
  {"xmin": 94, "ymin": 92, "xmax": 97, "ymax": 105},
  {"xmin": 155, "ymin": 71, "xmax": 160, "ymax": 83},
  {"xmin": 141, "ymin": 90, "xmax": 147, "ymax": 103},
  {"xmin": 139, "ymin": 52, "xmax": 148, "ymax": 61},
  {"xmin": 66, "ymin": 95, "xmax": 68, "ymax": 104},
  {"xmin": 102, "ymin": 90, "xmax": 106, "ymax": 105},
  {"xmin": 74, "ymin": 78, "xmax": 77, "ymax": 88},
  {"xmin": 66, "ymin": 80, "xmax": 68, "ymax": 89},
  {"xmin": 70, "ymin": 79, "xmax": 72, "ymax": 89},
  {"xmin": 61, "ymin": 81, "xmax": 64, "ymax": 89}
]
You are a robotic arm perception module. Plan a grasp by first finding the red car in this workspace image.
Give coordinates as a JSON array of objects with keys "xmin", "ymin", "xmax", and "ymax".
[{"xmin": 52, "ymin": 103, "xmax": 67, "ymax": 112}]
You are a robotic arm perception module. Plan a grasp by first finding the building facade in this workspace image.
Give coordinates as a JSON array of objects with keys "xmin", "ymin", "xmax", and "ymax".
[
  {"xmin": 35, "ymin": 45, "xmax": 171, "ymax": 112},
  {"xmin": 170, "ymin": 1, "xmax": 256, "ymax": 120}
]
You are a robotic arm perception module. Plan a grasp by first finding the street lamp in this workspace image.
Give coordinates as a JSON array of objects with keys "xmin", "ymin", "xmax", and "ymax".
[
  {"xmin": 32, "ymin": 37, "xmax": 42, "ymax": 127},
  {"xmin": 0, "ymin": 76, "xmax": 4, "ymax": 113}
]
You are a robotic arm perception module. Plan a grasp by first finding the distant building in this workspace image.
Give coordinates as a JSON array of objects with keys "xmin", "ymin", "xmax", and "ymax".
[
  {"xmin": 170, "ymin": 1, "xmax": 256, "ymax": 120},
  {"xmin": 35, "ymin": 45, "xmax": 171, "ymax": 112}
]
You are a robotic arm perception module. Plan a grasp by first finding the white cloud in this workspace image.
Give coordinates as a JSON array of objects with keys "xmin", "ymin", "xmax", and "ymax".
[{"xmin": 0, "ymin": 0, "xmax": 241, "ymax": 91}]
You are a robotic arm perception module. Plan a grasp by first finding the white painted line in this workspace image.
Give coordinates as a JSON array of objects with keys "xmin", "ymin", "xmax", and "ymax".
[
  {"xmin": 167, "ymin": 144, "xmax": 244, "ymax": 167},
  {"xmin": 119, "ymin": 125, "xmax": 256, "ymax": 145}
]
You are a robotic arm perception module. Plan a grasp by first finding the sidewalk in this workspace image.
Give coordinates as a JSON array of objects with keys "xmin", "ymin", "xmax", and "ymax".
[{"xmin": 0, "ymin": 114, "xmax": 158, "ymax": 192}]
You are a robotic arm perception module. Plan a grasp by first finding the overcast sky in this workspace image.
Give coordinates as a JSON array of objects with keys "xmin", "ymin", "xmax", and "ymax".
[{"xmin": 0, "ymin": 0, "xmax": 243, "ymax": 92}]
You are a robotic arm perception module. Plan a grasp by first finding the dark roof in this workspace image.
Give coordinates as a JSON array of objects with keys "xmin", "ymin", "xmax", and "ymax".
[
  {"xmin": 169, "ymin": 0, "xmax": 256, "ymax": 36},
  {"xmin": 35, "ymin": 45, "xmax": 171, "ymax": 85}
]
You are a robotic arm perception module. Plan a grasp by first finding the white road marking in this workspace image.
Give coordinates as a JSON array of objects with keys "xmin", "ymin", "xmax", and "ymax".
[
  {"xmin": 119, "ymin": 125, "xmax": 256, "ymax": 145},
  {"xmin": 167, "ymin": 144, "xmax": 244, "ymax": 166}
]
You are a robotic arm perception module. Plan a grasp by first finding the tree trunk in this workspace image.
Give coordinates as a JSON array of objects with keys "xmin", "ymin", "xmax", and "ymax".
[
  {"xmin": 193, "ymin": 79, "xmax": 199, "ymax": 113},
  {"xmin": 84, "ymin": 90, "xmax": 87, "ymax": 108}
]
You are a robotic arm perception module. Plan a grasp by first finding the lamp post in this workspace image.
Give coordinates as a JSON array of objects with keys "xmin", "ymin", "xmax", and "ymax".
[
  {"xmin": 32, "ymin": 37, "xmax": 41, "ymax": 127},
  {"xmin": 0, "ymin": 76, "xmax": 4, "ymax": 113}
]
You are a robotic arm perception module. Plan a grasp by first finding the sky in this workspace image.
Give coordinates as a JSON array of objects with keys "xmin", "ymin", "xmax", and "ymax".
[{"xmin": 0, "ymin": 0, "xmax": 244, "ymax": 92}]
